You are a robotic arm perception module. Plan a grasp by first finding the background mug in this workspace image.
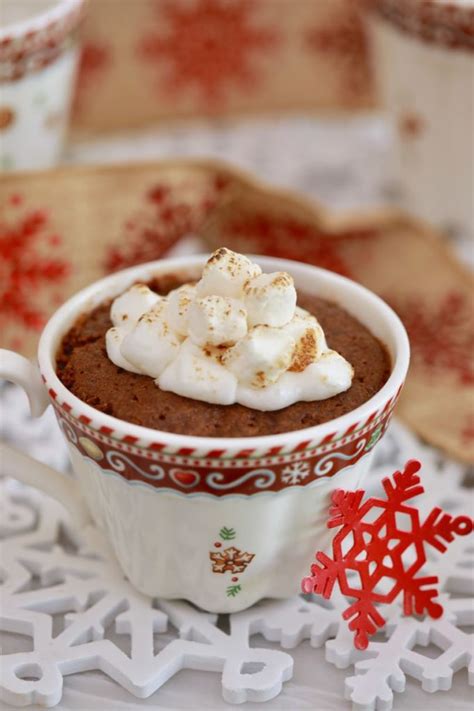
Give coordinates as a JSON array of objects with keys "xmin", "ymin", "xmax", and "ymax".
[
  {"xmin": 368, "ymin": 0, "xmax": 474, "ymax": 235},
  {"xmin": 0, "ymin": 255, "xmax": 410, "ymax": 612},
  {"xmin": 0, "ymin": 0, "xmax": 85, "ymax": 171}
]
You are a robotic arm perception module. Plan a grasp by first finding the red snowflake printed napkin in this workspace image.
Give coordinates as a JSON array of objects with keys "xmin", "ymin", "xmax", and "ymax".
[
  {"xmin": 72, "ymin": 0, "xmax": 374, "ymax": 134},
  {"xmin": 0, "ymin": 159, "xmax": 472, "ymax": 465},
  {"xmin": 0, "ymin": 161, "xmax": 231, "ymax": 354}
]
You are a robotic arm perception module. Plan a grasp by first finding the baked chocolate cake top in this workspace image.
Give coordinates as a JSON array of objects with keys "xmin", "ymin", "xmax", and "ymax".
[{"xmin": 57, "ymin": 270, "xmax": 391, "ymax": 438}]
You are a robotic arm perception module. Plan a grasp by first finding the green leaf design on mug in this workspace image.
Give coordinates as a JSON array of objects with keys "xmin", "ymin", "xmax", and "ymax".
[
  {"xmin": 219, "ymin": 526, "xmax": 236, "ymax": 541},
  {"xmin": 365, "ymin": 424, "xmax": 383, "ymax": 452},
  {"xmin": 226, "ymin": 584, "xmax": 241, "ymax": 597}
]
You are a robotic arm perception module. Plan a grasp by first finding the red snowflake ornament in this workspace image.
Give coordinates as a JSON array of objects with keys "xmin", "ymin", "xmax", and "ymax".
[{"xmin": 302, "ymin": 460, "xmax": 473, "ymax": 650}]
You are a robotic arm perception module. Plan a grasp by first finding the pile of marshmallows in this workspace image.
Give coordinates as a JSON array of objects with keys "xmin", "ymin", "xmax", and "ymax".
[{"xmin": 106, "ymin": 248, "xmax": 353, "ymax": 410}]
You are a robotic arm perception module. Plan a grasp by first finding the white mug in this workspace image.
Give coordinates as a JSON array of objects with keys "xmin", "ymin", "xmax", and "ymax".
[
  {"xmin": 0, "ymin": 0, "xmax": 85, "ymax": 171},
  {"xmin": 368, "ymin": 2, "xmax": 474, "ymax": 234},
  {"xmin": 0, "ymin": 255, "xmax": 410, "ymax": 612}
]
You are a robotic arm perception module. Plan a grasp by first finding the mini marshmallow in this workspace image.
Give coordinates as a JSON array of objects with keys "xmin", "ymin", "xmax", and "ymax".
[
  {"xmin": 243, "ymin": 272, "xmax": 297, "ymax": 327},
  {"xmin": 120, "ymin": 301, "xmax": 182, "ymax": 378},
  {"xmin": 105, "ymin": 327, "xmax": 142, "ymax": 373},
  {"xmin": 167, "ymin": 284, "xmax": 197, "ymax": 336},
  {"xmin": 188, "ymin": 295, "xmax": 248, "ymax": 347},
  {"xmin": 301, "ymin": 351, "xmax": 354, "ymax": 398},
  {"xmin": 237, "ymin": 352, "xmax": 353, "ymax": 410},
  {"xmin": 295, "ymin": 305, "xmax": 312, "ymax": 318},
  {"xmin": 224, "ymin": 325, "xmax": 296, "ymax": 388},
  {"xmin": 159, "ymin": 339, "xmax": 238, "ymax": 405},
  {"xmin": 197, "ymin": 247, "xmax": 262, "ymax": 299},
  {"xmin": 284, "ymin": 314, "xmax": 326, "ymax": 372},
  {"xmin": 110, "ymin": 284, "xmax": 160, "ymax": 331},
  {"xmin": 104, "ymin": 247, "xmax": 355, "ymax": 410}
]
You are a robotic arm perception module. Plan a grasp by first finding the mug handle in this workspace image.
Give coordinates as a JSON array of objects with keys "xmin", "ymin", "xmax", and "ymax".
[{"xmin": 0, "ymin": 350, "xmax": 90, "ymax": 524}]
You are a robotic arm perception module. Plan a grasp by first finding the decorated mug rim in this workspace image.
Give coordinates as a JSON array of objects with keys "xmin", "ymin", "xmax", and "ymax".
[
  {"xmin": 38, "ymin": 254, "xmax": 410, "ymax": 450},
  {"xmin": 368, "ymin": 0, "xmax": 474, "ymax": 52},
  {"xmin": 0, "ymin": 0, "xmax": 84, "ymax": 42}
]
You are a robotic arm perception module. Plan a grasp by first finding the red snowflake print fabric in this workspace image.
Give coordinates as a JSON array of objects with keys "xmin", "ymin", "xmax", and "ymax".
[
  {"xmin": 306, "ymin": 4, "xmax": 372, "ymax": 101},
  {"xmin": 302, "ymin": 460, "xmax": 473, "ymax": 650},
  {"xmin": 462, "ymin": 416, "xmax": 474, "ymax": 444},
  {"xmin": 398, "ymin": 112, "xmax": 426, "ymax": 140},
  {"xmin": 0, "ymin": 195, "xmax": 70, "ymax": 349},
  {"xmin": 386, "ymin": 292, "xmax": 474, "ymax": 386},
  {"xmin": 226, "ymin": 213, "xmax": 378, "ymax": 279},
  {"xmin": 138, "ymin": 0, "xmax": 279, "ymax": 106},
  {"xmin": 104, "ymin": 175, "xmax": 228, "ymax": 273},
  {"xmin": 73, "ymin": 41, "xmax": 111, "ymax": 116}
]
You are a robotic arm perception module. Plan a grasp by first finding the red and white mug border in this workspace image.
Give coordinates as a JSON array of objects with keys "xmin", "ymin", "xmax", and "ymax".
[
  {"xmin": 368, "ymin": 0, "xmax": 474, "ymax": 51},
  {"xmin": 55, "ymin": 402, "xmax": 398, "ymax": 496},
  {"xmin": 45, "ymin": 375, "xmax": 402, "ymax": 497},
  {"xmin": 0, "ymin": 0, "xmax": 85, "ymax": 81}
]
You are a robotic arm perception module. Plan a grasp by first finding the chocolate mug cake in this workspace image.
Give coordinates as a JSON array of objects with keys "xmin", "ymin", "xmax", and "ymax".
[
  {"xmin": 1, "ymin": 247, "xmax": 409, "ymax": 612},
  {"xmin": 57, "ymin": 248, "xmax": 391, "ymax": 437}
]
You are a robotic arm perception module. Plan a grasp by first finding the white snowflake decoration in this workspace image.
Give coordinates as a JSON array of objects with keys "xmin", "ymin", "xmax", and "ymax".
[
  {"xmin": 281, "ymin": 461, "xmax": 310, "ymax": 484},
  {"xmin": 0, "ymin": 420, "xmax": 472, "ymax": 710},
  {"xmin": 0, "ymin": 480, "xmax": 295, "ymax": 707},
  {"xmin": 342, "ymin": 595, "xmax": 474, "ymax": 707}
]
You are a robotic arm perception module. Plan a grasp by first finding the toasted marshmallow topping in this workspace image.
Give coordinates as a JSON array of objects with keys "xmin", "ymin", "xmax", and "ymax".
[
  {"xmin": 110, "ymin": 284, "xmax": 159, "ymax": 332},
  {"xmin": 105, "ymin": 248, "xmax": 354, "ymax": 410},
  {"xmin": 224, "ymin": 325, "xmax": 295, "ymax": 388},
  {"xmin": 188, "ymin": 296, "xmax": 247, "ymax": 347},
  {"xmin": 285, "ymin": 313, "xmax": 326, "ymax": 372},
  {"xmin": 159, "ymin": 339, "xmax": 238, "ymax": 406},
  {"xmin": 197, "ymin": 247, "xmax": 262, "ymax": 298},
  {"xmin": 243, "ymin": 271, "xmax": 297, "ymax": 328},
  {"xmin": 121, "ymin": 301, "xmax": 182, "ymax": 378},
  {"xmin": 106, "ymin": 327, "xmax": 142, "ymax": 374},
  {"xmin": 166, "ymin": 284, "xmax": 197, "ymax": 337}
]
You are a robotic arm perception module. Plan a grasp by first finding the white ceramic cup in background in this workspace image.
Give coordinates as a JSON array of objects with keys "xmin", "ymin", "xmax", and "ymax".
[
  {"xmin": 0, "ymin": 255, "xmax": 410, "ymax": 612},
  {"xmin": 0, "ymin": 0, "xmax": 85, "ymax": 171},
  {"xmin": 368, "ymin": 0, "xmax": 474, "ymax": 235}
]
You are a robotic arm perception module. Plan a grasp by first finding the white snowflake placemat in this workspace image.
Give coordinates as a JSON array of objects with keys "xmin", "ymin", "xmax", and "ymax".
[{"xmin": 1, "ymin": 420, "xmax": 472, "ymax": 711}]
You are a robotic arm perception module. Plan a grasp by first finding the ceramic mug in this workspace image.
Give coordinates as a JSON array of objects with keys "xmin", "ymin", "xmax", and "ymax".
[
  {"xmin": 0, "ymin": 255, "xmax": 410, "ymax": 612},
  {"xmin": 0, "ymin": 0, "xmax": 85, "ymax": 171},
  {"xmin": 368, "ymin": 0, "xmax": 474, "ymax": 234}
]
